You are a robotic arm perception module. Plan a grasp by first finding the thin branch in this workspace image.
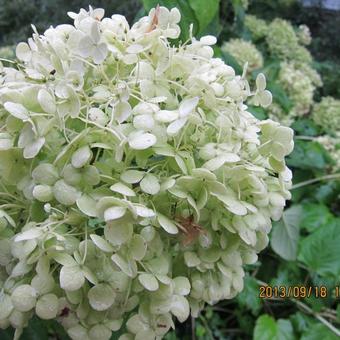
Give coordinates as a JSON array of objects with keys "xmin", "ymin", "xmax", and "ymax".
[
  {"xmin": 294, "ymin": 299, "xmax": 340, "ymax": 337},
  {"xmin": 292, "ymin": 173, "xmax": 340, "ymax": 190},
  {"xmin": 199, "ymin": 315, "xmax": 214, "ymax": 340},
  {"xmin": 191, "ymin": 316, "xmax": 196, "ymax": 340}
]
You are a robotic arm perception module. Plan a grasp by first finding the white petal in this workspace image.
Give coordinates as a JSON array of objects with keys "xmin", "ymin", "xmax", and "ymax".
[
  {"xmin": 90, "ymin": 234, "xmax": 114, "ymax": 252},
  {"xmin": 170, "ymin": 295, "xmax": 190, "ymax": 322},
  {"xmin": 105, "ymin": 222, "xmax": 133, "ymax": 246},
  {"xmin": 130, "ymin": 235, "xmax": 147, "ymax": 260},
  {"xmin": 76, "ymin": 194, "xmax": 97, "ymax": 217},
  {"xmin": 111, "ymin": 254, "xmax": 137, "ymax": 277},
  {"xmin": 134, "ymin": 204, "xmax": 155, "ymax": 217},
  {"xmin": 202, "ymin": 156, "xmax": 226, "ymax": 171},
  {"xmin": 200, "ymin": 35, "xmax": 217, "ymax": 45},
  {"xmin": 256, "ymin": 73, "xmax": 266, "ymax": 91},
  {"xmin": 110, "ymin": 182, "xmax": 136, "ymax": 196},
  {"xmin": 36, "ymin": 294, "xmax": 59, "ymax": 319},
  {"xmin": 126, "ymin": 44, "xmax": 144, "ymax": 54},
  {"xmin": 4, "ymin": 102, "xmax": 28, "ymax": 120},
  {"xmin": 166, "ymin": 118, "xmax": 187, "ymax": 136},
  {"xmin": 120, "ymin": 170, "xmax": 145, "ymax": 184},
  {"xmin": 38, "ymin": 89, "xmax": 56, "ymax": 114},
  {"xmin": 114, "ymin": 101, "xmax": 132, "ymax": 123},
  {"xmin": 104, "ymin": 206, "xmax": 127, "ymax": 221},
  {"xmin": 71, "ymin": 145, "xmax": 92, "ymax": 168},
  {"xmin": 133, "ymin": 114, "xmax": 155, "ymax": 130},
  {"xmin": 179, "ymin": 97, "xmax": 199, "ymax": 117},
  {"xmin": 16, "ymin": 42, "xmax": 31, "ymax": 61},
  {"xmin": 128, "ymin": 132, "xmax": 157, "ymax": 150},
  {"xmin": 138, "ymin": 273, "xmax": 159, "ymax": 291},
  {"xmin": 88, "ymin": 284, "xmax": 116, "ymax": 311},
  {"xmin": 259, "ymin": 90, "xmax": 272, "ymax": 108},
  {"xmin": 157, "ymin": 214, "xmax": 178, "ymax": 234},
  {"xmin": 24, "ymin": 137, "xmax": 45, "ymax": 159},
  {"xmin": 140, "ymin": 174, "xmax": 160, "ymax": 195},
  {"xmin": 15, "ymin": 228, "xmax": 43, "ymax": 242},
  {"xmin": 154, "ymin": 110, "xmax": 179, "ymax": 123},
  {"xmin": 78, "ymin": 36, "xmax": 94, "ymax": 58},
  {"xmin": 173, "ymin": 277, "xmax": 191, "ymax": 296},
  {"xmin": 60, "ymin": 265, "xmax": 85, "ymax": 291}
]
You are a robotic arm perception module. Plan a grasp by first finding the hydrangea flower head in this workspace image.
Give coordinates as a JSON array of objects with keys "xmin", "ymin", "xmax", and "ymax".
[
  {"xmin": 244, "ymin": 15, "xmax": 268, "ymax": 40},
  {"xmin": 0, "ymin": 6, "xmax": 293, "ymax": 340},
  {"xmin": 266, "ymin": 18, "xmax": 299, "ymax": 60},
  {"xmin": 313, "ymin": 97, "xmax": 340, "ymax": 135},
  {"xmin": 297, "ymin": 24, "xmax": 312, "ymax": 46},
  {"xmin": 222, "ymin": 39, "xmax": 263, "ymax": 73}
]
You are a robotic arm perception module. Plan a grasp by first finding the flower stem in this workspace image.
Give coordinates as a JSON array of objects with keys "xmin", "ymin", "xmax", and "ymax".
[{"xmin": 292, "ymin": 173, "xmax": 340, "ymax": 190}]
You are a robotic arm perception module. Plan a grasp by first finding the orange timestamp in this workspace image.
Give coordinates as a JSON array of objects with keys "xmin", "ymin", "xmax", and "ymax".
[{"xmin": 259, "ymin": 285, "xmax": 333, "ymax": 299}]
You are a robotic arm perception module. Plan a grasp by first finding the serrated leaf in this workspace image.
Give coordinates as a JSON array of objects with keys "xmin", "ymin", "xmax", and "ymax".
[
  {"xmin": 300, "ymin": 203, "xmax": 333, "ymax": 232},
  {"xmin": 270, "ymin": 205, "xmax": 302, "ymax": 261},
  {"xmin": 298, "ymin": 218, "xmax": 340, "ymax": 278},
  {"xmin": 254, "ymin": 315, "xmax": 294, "ymax": 340},
  {"xmin": 188, "ymin": 0, "xmax": 219, "ymax": 34}
]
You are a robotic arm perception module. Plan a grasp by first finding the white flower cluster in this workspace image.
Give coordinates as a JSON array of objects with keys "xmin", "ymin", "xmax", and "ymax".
[
  {"xmin": 0, "ymin": 6, "xmax": 293, "ymax": 340},
  {"xmin": 297, "ymin": 25, "xmax": 312, "ymax": 46},
  {"xmin": 223, "ymin": 14, "xmax": 320, "ymax": 126},
  {"xmin": 316, "ymin": 134, "xmax": 340, "ymax": 172},
  {"xmin": 221, "ymin": 39, "xmax": 263, "ymax": 73},
  {"xmin": 266, "ymin": 19, "xmax": 312, "ymax": 63},
  {"xmin": 312, "ymin": 97, "xmax": 340, "ymax": 135},
  {"xmin": 278, "ymin": 62, "xmax": 316, "ymax": 118},
  {"xmin": 244, "ymin": 15, "xmax": 268, "ymax": 40},
  {"xmin": 0, "ymin": 46, "xmax": 15, "ymax": 61}
]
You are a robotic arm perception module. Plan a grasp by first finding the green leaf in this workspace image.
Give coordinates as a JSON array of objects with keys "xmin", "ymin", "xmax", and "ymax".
[
  {"xmin": 301, "ymin": 323, "xmax": 338, "ymax": 340},
  {"xmin": 247, "ymin": 105, "xmax": 267, "ymax": 120},
  {"xmin": 21, "ymin": 317, "xmax": 49, "ymax": 340},
  {"xmin": 254, "ymin": 315, "xmax": 294, "ymax": 340},
  {"xmin": 298, "ymin": 219, "xmax": 340, "ymax": 278},
  {"xmin": 266, "ymin": 82, "xmax": 293, "ymax": 113},
  {"xmin": 231, "ymin": 0, "xmax": 246, "ymax": 34},
  {"xmin": 188, "ymin": 0, "xmax": 219, "ymax": 34},
  {"xmin": 287, "ymin": 140, "xmax": 332, "ymax": 170},
  {"xmin": 291, "ymin": 119, "xmax": 320, "ymax": 137},
  {"xmin": 270, "ymin": 205, "xmax": 302, "ymax": 261},
  {"xmin": 236, "ymin": 275, "xmax": 262, "ymax": 315},
  {"xmin": 221, "ymin": 50, "xmax": 243, "ymax": 75},
  {"xmin": 255, "ymin": 59, "xmax": 281, "ymax": 83},
  {"xmin": 300, "ymin": 203, "xmax": 334, "ymax": 232}
]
